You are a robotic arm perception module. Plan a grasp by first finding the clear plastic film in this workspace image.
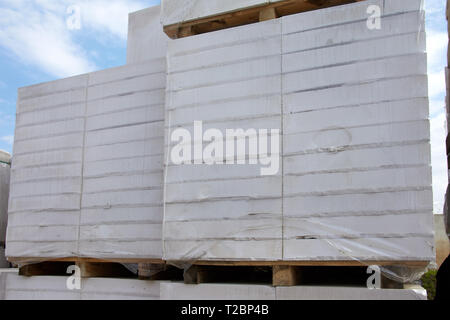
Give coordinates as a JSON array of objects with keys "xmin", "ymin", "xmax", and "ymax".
[
  {"xmin": 5, "ymin": 57, "xmax": 167, "ymax": 266},
  {"xmin": 2, "ymin": 0, "xmax": 435, "ymax": 287},
  {"xmin": 162, "ymin": 0, "xmax": 434, "ymax": 284}
]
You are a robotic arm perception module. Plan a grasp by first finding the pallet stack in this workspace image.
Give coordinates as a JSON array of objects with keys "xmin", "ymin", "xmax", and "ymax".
[
  {"xmin": 1, "ymin": 0, "xmax": 434, "ymax": 299},
  {"xmin": 5, "ymin": 6, "xmax": 167, "ymax": 267},
  {"xmin": 0, "ymin": 269, "xmax": 427, "ymax": 300},
  {"xmin": 163, "ymin": 0, "xmax": 433, "ymax": 280}
]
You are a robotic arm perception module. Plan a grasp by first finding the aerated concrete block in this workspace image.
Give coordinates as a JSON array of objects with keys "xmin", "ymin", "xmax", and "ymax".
[
  {"xmin": 163, "ymin": 0, "xmax": 433, "ymax": 263},
  {"xmin": 0, "ymin": 272, "xmax": 161, "ymax": 300},
  {"xmin": 127, "ymin": 6, "xmax": 168, "ymax": 64}
]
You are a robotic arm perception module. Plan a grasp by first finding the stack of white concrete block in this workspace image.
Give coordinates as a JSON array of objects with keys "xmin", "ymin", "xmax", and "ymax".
[
  {"xmin": 5, "ymin": 0, "xmax": 434, "ymax": 267},
  {"xmin": 163, "ymin": 0, "xmax": 434, "ymax": 263},
  {"xmin": 163, "ymin": 18, "xmax": 283, "ymax": 261},
  {"xmin": 79, "ymin": 60, "xmax": 166, "ymax": 259},
  {"xmin": 0, "ymin": 151, "xmax": 10, "ymax": 268},
  {"xmin": 7, "ymin": 75, "xmax": 86, "ymax": 260},
  {"xmin": 0, "ymin": 269, "xmax": 427, "ymax": 300},
  {"xmin": 280, "ymin": 0, "xmax": 432, "ymax": 261},
  {"xmin": 0, "ymin": 270, "xmax": 160, "ymax": 300},
  {"xmin": 160, "ymin": 282, "xmax": 427, "ymax": 300},
  {"xmin": 6, "ymin": 6, "xmax": 168, "ymax": 262}
]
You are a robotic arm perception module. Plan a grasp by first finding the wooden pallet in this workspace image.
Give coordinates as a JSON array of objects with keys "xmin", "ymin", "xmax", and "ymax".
[
  {"xmin": 164, "ymin": 0, "xmax": 365, "ymax": 39},
  {"xmin": 184, "ymin": 260, "xmax": 428, "ymax": 287},
  {"xmin": 12, "ymin": 257, "xmax": 175, "ymax": 280},
  {"xmin": 12, "ymin": 257, "xmax": 428, "ymax": 287}
]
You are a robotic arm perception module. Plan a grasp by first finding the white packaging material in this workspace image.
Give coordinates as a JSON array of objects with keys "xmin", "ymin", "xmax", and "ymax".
[
  {"xmin": 7, "ymin": 75, "xmax": 88, "ymax": 260},
  {"xmin": 6, "ymin": 57, "xmax": 166, "ymax": 261},
  {"xmin": 160, "ymin": 282, "xmax": 427, "ymax": 300},
  {"xmin": 163, "ymin": 0, "xmax": 434, "ymax": 265},
  {"xmin": 164, "ymin": 18, "xmax": 283, "ymax": 261},
  {"xmin": 127, "ymin": 5, "xmax": 169, "ymax": 64},
  {"xmin": 0, "ymin": 271, "xmax": 161, "ymax": 300},
  {"xmin": 80, "ymin": 59, "xmax": 166, "ymax": 259}
]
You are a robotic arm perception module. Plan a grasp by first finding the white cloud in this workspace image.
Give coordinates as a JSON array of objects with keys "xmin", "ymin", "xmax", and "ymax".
[
  {"xmin": 0, "ymin": 3, "xmax": 96, "ymax": 77},
  {"xmin": 0, "ymin": 0, "xmax": 154, "ymax": 78},
  {"xmin": 0, "ymin": 135, "xmax": 14, "ymax": 146},
  {"xmin": 78, "ymin": 0, "xmax": 153, "ymax": 40}
]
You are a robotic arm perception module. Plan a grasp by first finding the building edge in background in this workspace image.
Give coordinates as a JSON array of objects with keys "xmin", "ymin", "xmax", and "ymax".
[
  {"xmin": 0, "ymin": 150, "xmax": 11, "ymax": 268},
  {"xmin": 445, "ymin": 0, "xmax": 450, "ymax": 240}
]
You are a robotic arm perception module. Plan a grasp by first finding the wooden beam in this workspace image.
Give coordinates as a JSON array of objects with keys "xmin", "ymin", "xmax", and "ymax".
[
  {"xmin": 8, "ymin": 256, "xmax": 165, "ymax": 264},
  {"xmin": 193, "ymin": 260, "xmax": 430, "ymax": 267},
  {"xmin": 76, "ymin": 261, "xmax": 133, "ymax": 278},
  {"xmin": 259, "ymin": 7, "xmax": 277, "ymax": 21},
  {"xmin": 178, "ymin": 26, "xmax": 194, "ymax": 38},
  {"xmin": 272, "ymin": 265, "xmax": 299, "ymax": 286}
]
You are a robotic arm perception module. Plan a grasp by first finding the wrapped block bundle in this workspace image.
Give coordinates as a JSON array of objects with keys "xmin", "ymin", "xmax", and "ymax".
[
  {"xmin": 127, "ymin": 6, "xmax": 168, "ymax": 64},
  {"xmin": 6, "ymin": 6, "xmax": 167, "ymax": 262},
  {"xmin": 78, "ymin": 60, "xmax": 166, "ymax": 259},
  {"xmin": 164, "ymin": 18, "xmax": 284, "ymax": 261},
  {"xmin": 7, "ymin": 75, "xmax": 87, "ymax": 260},
  {"xmin": 163, "ymin": 0, "xmax": 434, "ymax": 263},
  {"xmin": 6, "ymin": 59, "xmax": 165, "ymax": 262}
]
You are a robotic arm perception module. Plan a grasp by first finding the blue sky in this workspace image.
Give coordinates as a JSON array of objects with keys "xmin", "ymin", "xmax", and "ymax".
[{"xmin": 0, "ymin": 0, "xmax": 448, "ymax": 213}]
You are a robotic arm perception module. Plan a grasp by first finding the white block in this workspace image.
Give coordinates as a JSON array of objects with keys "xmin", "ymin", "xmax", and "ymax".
[
  {"xmin": 284, "ymin": 166, "xmax": 431, "ymax": 196},
  {"xmin": 1, "ymin": 272, "xmax": 161, "ymax": 300},
  {"xmin": 284, "ymin": 213, "xmax": 433, "ymax": 239},
  {"xmin": 283, "ymin": 76, "xmax": 429, "ymax": 114},
  {"xmin": 159, "ymin": 282, "xmax": 427, "ymax": 300},
  {"xmin": 17, "ymin": 75, "xmax": 87, "ymax": 100},
  {"xmin": 282, "ymin": 0, "xmax": 423, "ymax": 34},
  {"xmin": 283, "ymin": 237, "xmax": 434, "ymax": 261},
  {"xmin": 282, "ymin": 32, "xmax": 425, "ymax": 73},
  {"xmin": 8, "ymin": 58, "xmax": 167, "ymax": 261},
  {"xmin": 276, "ymin": 286, "xmax": 427, "ymax": 300},
  {"xmin": 127, "ymin": 6, "xmax": 169, "ymax": 64},
  {"xmin": 163, "ymin": 239, "xmax": 282, "ymax": 261},
  {"xmin": 284, "ymin": 190, "xmax": 433, "ymax": 218},
  {"xmin": 283, "ymin": 11, "xmax": 424, "ymax": 54},
  {"xmin": 163, "ymin": 1, "xmax": 432, "ymax": 263},
  {"xmin": 160, "ymin": 282, "xmax": 276, "ymax": 300}
]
